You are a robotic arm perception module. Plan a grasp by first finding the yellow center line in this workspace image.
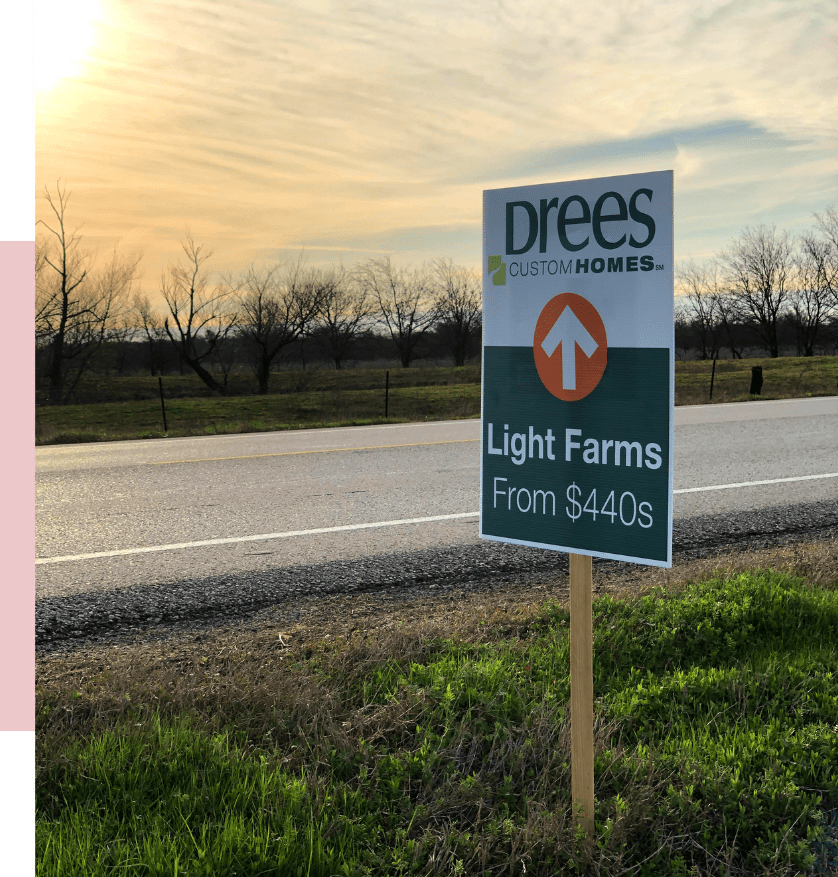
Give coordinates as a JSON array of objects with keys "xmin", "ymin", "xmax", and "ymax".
[{"xmin": 150, "ymin": 438, "xmax": 480, "ymax": 465}]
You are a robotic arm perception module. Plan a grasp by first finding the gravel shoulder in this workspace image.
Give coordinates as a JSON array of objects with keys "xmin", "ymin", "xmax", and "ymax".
[{"xmin": 36, "ymin": 498, "xmax": 838, "ymax": 683}]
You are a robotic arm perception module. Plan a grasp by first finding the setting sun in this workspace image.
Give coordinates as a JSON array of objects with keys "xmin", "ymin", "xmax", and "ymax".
[{"xmin": 35, "ymin": 0, "xmax": 103, "ymax": 92}]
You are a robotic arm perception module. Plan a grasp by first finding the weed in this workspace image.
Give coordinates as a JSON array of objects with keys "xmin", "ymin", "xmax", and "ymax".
[{"xmin": 37, "ymin": 568, "xmax": 838, "ymax": 874}]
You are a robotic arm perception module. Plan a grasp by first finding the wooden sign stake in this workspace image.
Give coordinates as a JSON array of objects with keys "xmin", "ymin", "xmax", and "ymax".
[{"xmin": 570, "ymin": 552, "xmax": 595, "ymax": 836}]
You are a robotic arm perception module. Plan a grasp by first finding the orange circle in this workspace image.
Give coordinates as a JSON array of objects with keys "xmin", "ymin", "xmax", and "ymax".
[{"xmin": 533, "ymin": 293, "xmax": 608, "ymax": 401}]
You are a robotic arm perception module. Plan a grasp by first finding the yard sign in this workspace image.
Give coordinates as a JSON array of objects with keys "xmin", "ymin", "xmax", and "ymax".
[{"xmin": 480, "ymin": 170, "xmax": 674, "ymax": 567}]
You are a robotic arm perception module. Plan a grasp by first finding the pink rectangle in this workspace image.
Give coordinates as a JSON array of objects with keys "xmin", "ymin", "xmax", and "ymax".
[{"xmin": 0, "ymin": 241, "xmax": 35, "ymax": 731}]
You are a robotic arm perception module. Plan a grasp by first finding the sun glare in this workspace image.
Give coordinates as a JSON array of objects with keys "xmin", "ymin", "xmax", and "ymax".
[{"xmin": 35, "ymin": 0, "xmax": 104, "ymax": 92}]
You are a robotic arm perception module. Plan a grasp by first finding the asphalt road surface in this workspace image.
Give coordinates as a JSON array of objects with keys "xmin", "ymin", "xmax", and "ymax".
[{"xmin": 37, "ymin": 396, "xmax": 838, "ymax": 603}]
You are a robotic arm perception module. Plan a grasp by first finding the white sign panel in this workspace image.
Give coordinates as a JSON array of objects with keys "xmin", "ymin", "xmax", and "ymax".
[{"xmin": 480, "ymin": 170, "xmax": 674, "ymax": 566}]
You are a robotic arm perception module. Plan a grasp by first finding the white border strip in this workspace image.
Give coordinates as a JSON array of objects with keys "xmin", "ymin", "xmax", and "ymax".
[
  {"xmin": 35, "ymin": 472, "xmax": 838, "ymax": 566},
  {"xmin": 0, "ymin": 733, "xmax": 34, "ymax": 874}
]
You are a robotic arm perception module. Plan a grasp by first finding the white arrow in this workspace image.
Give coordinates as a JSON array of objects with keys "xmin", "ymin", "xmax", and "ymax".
[{"xmin": 540, "ymin": 305, "xmax": 599, "ymax": 390}]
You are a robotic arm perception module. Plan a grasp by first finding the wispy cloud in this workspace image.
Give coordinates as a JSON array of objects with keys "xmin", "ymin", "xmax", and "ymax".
[
  {"xmin": 36, "ymin": 0, "xmax": 838, "ymax": 292},
  {"xmin": 457, "ymin": 121, "xmax": 806, "ymax": 185}
]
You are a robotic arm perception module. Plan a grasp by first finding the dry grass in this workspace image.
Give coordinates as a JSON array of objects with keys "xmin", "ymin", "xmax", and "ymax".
[{"xmin": 37, "ymin": 536, "xmax": 837, "ymax": 725}]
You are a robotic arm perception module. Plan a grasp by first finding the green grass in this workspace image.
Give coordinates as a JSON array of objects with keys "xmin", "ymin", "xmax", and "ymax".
[
  {"xmin": 35, "ymin": 365, "xmax": 481, "ymax": 444},
  {"xmin": 675, "ymin": 354, "xmax": 838, "ymax": 405},
  {"xmin": 35, "ymin": 356, "xmax": 838, "ymax": 445},
  {"xmin": 37, "ymin": 569, "xmax": 838, "ymax": 875},
  {"xmin": 35, "ymin": 383, "xmax": 481, "ymax": 444},
  {"xmin": 36, "ymin": 364, "xmax": 483, "ymax": 405}
]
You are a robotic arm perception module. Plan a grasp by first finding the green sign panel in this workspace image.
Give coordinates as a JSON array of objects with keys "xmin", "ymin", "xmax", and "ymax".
[{"xmin": 481, "ymin": 171, "xmax": 674, "ymax": 566}]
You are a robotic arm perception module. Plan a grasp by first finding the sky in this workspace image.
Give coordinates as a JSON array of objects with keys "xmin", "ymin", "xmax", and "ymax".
[{"xmin": 34, "ymin": 0, "xmax": 838, "ymax": 306}]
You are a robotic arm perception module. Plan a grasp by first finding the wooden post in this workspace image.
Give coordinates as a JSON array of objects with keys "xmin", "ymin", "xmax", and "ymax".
[
  {"xmin": 749, "ymin": 365, "xmax": 763, "ymax": 396},
  {"xmin": 158, "ymin": 376, "xmax": 168, "ymax": 433},
  {"xmin": 709, "ymin": 357, "xmax": 717, "ymax": 400},
  {"xmin": 570, "ymin": 552, "xmax": 594, "ymax": 836},
  {"xmin": 385, "ymin": 370, "xmax": 390, "ymax": 418}
]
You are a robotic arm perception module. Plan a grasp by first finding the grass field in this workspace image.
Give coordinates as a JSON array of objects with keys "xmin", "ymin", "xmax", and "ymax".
[
  {"xmin": 36, "ymin": 364, "xmax": 483, "ymax": 405},
  {"xmin": 34, "ymin": 356, "xmax": 838, "ymax": 445},
  {"xmin": 35, "ymin": 365, "xmax": 482, "ymax": 445},
  {"xmin": 37, "ymin": 556, "xmax": 838, "ymax": 875},
  {"xmin": 674, "ymin": 355, "xmax": 838, "ymax": 406}
]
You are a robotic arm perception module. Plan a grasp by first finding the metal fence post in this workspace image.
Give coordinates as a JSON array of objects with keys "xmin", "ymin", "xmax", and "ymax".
[{"xmin": 159, "ymin": 376, "xmax": 168, "ymax": 432}]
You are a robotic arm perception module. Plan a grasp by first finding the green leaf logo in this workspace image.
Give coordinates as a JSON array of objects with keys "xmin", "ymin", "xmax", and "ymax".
[{"xmin": 488, "ymin": 255, "xmax": 506, "ymax": 286}]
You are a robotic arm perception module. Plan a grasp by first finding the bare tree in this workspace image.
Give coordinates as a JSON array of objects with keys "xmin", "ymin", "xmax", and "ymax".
[
  {"xmin": 34, "ymin": 240, "xmax": 54, "ymax": 348},
  {"xmin": 431, "ymin": 259, "xmax": 482, "ymax": 366},
  {"xmin": 160, "ymin": 236, "xmax": 238, "ymax": 394},
  {"xmin": 133, "ymin": 293, "xmax": 166, "ymax": 376},
  {"xmin": 310, "ymin": 268, "xmax": 372, "ymax": 369},
  {"xmin": 673, "ymin": 298, "xmax": 692, "ymax": 357},
  {"xmin": 814, "ymin": 203, "xmax": 838, "ymax": 252},
  {"xmin": 36, "ymin": 183, "xmax": 140, "ymax": 403},
  {"xmin": 788, "ymin": 233, "xmax": 836, "ymax": 356},
  {"xmin": 235, "ymin": 257, "xmax": 323, "ymax": 394},
  {"xmin": 811, "ymin": 203, "xmax": 838, "ymax": 311},
  {"xmin": 358, "ymin": 257, "xmax": 436, "ymax": 367},
  {"xmin": 92, "ymin": 251, "xmax": 141, "ymax": 375},
  {"xmin": 675, "ymin": 261, "xmax": 721, "ymax": 360},
  {"xmin": 713, "ymin": 287, "xmax": 747, "ymax": 359},
  {"xmin": 206, "ymin": 329, "xmax": 241, "ymax": 392},
  {"xmin": 719, "ymin": 225, "xmax": 794, "ymax": 358}
]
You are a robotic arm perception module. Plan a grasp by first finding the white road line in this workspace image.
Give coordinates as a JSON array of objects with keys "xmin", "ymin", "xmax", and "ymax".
[
  {"xmin": 673, "ymin": 472, "xmax": 838, "ymax": 494},
  {"xmin": 36, "ymin": 472, "xmax": 838, "ymax": 565},
  {"xmin": 35, "ymin": 513, "xmax": 480, "ymax": 565}
]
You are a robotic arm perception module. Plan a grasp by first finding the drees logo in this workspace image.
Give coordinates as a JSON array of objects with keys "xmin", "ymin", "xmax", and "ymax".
[{"xmin": 506, "ymin": 188, "xmax": 656, "ymax": 256}]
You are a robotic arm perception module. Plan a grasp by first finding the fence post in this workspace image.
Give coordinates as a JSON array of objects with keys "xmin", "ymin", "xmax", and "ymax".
[
  {"xmin": 159, "ymin": 376, "xmax": 168, "ymax": 432},
  {"xmin": 709, "ymin": 357, "xmax": 717, "ymax": 400},
  {"xmin": 749, "ymin": 366, "xmax": 763, "ymax": 396},
  {"xmin": 385, "ymin": 371, "xmax": 389, "ymax": 418}
]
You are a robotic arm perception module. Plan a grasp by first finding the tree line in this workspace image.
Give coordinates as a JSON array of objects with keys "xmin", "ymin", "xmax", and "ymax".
[
  {"xmin": 675, "ymin": 208, "xmax": 838, "ymax": 359},
  {"xmin": 36, "ymin": 183, "xmax": 838, "ymax": 404},
  {"xmin": 36, "ymin": 184, "xmax": 482, "ymax": 403}
]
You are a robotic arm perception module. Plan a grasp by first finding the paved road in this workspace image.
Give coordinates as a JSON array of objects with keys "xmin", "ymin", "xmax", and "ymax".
[{"xmin": 37, "ymin": 397, "xmax": 838, "ymax": 599}]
